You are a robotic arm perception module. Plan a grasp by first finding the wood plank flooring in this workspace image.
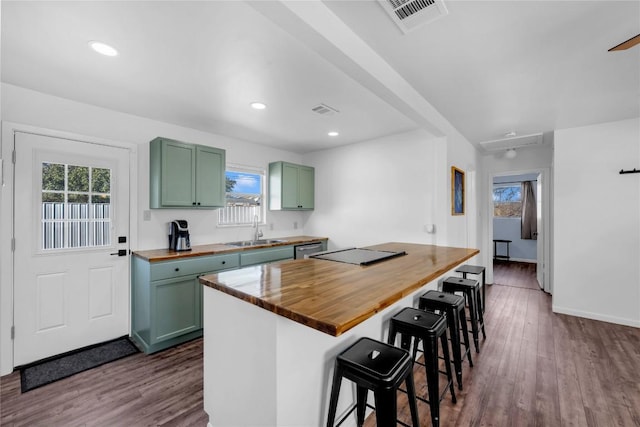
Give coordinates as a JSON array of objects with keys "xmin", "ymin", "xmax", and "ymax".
[
  {"xmin": 0, "ymin": 339, "xmax": 208, "ymax": 426},
  {"xmin": 365, "ymin": 262, "xmax": 640, "ymax": 427},
  {"xmin": 492, "ymin": 260, "xmax": 540, "ymax": 290},
  {"xmin": 2, "ymin": 261, "xmax": 639, "ymax": 426}
]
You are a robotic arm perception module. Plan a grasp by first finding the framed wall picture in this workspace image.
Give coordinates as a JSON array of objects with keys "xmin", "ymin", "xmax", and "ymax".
[{"xmin": 451, "ymin": 166, "xmax": 465, "ymax": 215}]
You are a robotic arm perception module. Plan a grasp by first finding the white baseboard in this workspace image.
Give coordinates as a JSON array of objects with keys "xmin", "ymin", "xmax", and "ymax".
[{"xmin": 552, "ymin": 305, "xmax": 640, "ymax": 328}]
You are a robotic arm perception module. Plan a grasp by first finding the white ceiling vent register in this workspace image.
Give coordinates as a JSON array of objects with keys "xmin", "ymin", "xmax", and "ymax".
[
  {"xmin": 479, "ymin": 133, "xmax": 544, "ymax": 152},
  {"xmin": 311, "ymin": 103, "xmax": 339, "ymax": 116},
  {"xmin": 378, "ymin": 0, "xmax": 448, "ymax": 33}
]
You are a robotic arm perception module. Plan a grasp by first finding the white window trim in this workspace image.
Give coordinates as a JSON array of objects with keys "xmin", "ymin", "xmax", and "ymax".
[{"xmin": 217, "ymin": 163, "xmax": 266, "ymax": 228}]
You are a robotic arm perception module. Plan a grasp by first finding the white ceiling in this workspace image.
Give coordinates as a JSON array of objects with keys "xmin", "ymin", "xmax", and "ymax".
[{"xmin": 2, "ymin": 1, "xmax": 639, "ymax": 153}]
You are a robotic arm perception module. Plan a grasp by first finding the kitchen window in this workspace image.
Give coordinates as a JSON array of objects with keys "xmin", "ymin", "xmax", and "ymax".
[
  {"xmin": 217, "ymin": 167, "xmax": 265, "ymax": 226},
  {"xmin": 493, "ymin": 184, "xmax": 522, "ymax": 218}
]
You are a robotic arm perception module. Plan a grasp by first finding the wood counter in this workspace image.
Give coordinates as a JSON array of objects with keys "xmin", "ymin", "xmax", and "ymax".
[
  {"xmin": 201, "ymin": 242, "xmax": 480, "ymax": 427},
  {"xmin": 199, "ymin": 242, "xmax": 479, "ymax": 336},
  {"xmin": 132, "ymin": 235, "xmax": 327, "ymax": 262}
]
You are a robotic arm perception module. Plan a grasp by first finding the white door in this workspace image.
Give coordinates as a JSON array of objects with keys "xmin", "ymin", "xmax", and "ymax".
[
  {"xmin": 13, "ymin": 132, "xmax": 130, "ymax": 366},
  {"xmin": 536, "ymin": 173, "xmax": 544, "ymax": 289}
]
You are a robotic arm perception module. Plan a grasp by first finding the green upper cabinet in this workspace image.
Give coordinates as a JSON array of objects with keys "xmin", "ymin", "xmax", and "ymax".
[
  {"xmin": 150, "ymin": 137, "xmax": 225, "ymax": 209},
  {"xmin": 269, "ymin": 161, "xmax": 314, "ymax": 210},
  {"xmin": 195, "ymin": 145, "xmax": 225, "ymax": 207}
]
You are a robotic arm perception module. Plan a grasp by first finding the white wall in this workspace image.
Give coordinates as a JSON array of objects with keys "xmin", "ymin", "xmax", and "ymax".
[
  {"xmin": 446, "ymin": 131, "xmax": 482, "ymax": 253},
  {"xmin": 302, "ymin": 130, "xmax": 442, "ymax": 249},
  {"xmin": 303, "ymin": 128, "xmax": 480, "ymax": 254},
  {"xmin": 553, "ymin": 117, "xmax": 640, "ymax": 327}
]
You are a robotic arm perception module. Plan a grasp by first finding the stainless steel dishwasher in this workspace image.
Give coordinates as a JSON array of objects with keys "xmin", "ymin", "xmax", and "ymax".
[{"xmin": 294, "ymin": 242, "xmax": 324, "ymax": 259}]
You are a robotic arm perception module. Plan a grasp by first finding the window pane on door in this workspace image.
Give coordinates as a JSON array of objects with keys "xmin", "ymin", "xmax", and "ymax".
[
  {"xmin": 41, "ymin": 162, "xmax": 112, "ymax": 250},
  {"xmin": 42, "ymin": 163, "xmax": 65, "ymax": 191},
  {"xmin": 92, "ymin": 168, "xmax": 110, "ymax": 193},
  {"xmin": 68, "ymin": 165, "xmax": 89, "ymax": 192}
]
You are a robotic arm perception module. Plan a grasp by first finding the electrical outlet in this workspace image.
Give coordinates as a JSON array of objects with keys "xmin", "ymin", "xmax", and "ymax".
[
  {"xmin": 293, "ymin": 221, "xmax": 298, "ymax": 230},
  {"xmin": 269, "ymin": 223, "xmax": 274, "ymax": 231},
  {"xmin": 143, "ymin": 210, "xmax": 151, "ymax": 221}
]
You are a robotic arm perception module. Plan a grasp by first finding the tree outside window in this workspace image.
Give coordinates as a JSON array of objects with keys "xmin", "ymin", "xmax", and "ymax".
[
  {"xmin": 493, "ymin": 184, "xmax": 522, "ymax": 217},
  {"xmin": 218, "ymin": 169, "xmax": 264, "ymax": 226}
]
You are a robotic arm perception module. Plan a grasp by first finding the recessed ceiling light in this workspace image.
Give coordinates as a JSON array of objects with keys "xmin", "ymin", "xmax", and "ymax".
[
  {"xmin": 88, "ymin": 41, "xmax": 118, "ymax": 57},
  {"xmin": 250, "ymin": 102, "xmax": 267, "ymax": 110},
  {"xmin": 328, "ymin": 131, "xmax": 339, "ymax": 137}
]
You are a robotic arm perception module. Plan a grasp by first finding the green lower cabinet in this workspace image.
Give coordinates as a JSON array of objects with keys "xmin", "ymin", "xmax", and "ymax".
[
  {"xmin": 152, "ymin": 275, "xmax": 201, "ymax": 343},
  {"xmin": 131, "ymin": 246, "xmax": 299, "ymax": 354},
  {"xmin": 131, "ymin": 253, "xmax": 239, "ymax": 354},
  {"xmin": 240, "ymin": 245, "xmax": 294, "ymax": 267}
]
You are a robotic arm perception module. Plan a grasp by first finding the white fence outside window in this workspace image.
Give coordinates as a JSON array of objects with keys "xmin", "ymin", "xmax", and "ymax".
[
  {"xmin": 217, "ymin": 205, "xmax": 261, "ymax": 226},
  {"xmin": 42, "ymin": 203, "xmax": 111, "ymax": 250}
]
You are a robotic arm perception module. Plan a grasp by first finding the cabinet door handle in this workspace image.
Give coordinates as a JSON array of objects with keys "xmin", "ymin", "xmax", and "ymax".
[
  {"xmin": 175, "ymin": 267, "xmax": 180, "ymax": 272},
  {"xmin": 197, "ymin": 202, "xmax": 201, "ymax": 206},
  {"xmin": 222, "ymin": 261, "xmax": 226, "ymax": 264}
]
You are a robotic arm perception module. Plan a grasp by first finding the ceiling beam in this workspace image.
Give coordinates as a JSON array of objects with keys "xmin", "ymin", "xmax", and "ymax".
[{"xmin": 248, "ymin": 0, "xmax": 451, "ymax": 138}]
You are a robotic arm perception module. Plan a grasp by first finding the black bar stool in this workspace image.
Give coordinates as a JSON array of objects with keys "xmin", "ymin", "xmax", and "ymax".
[
  {"xmin": 442, "ymin": 277, "xmax": 486, "ymax": 353},
  {"xmin": 419, "ymin": 290, "xmax": 473, "ymax": 390},
  {"xmin": 387, "ymin": 307, "xmax": 456, "ymax": 427},
  {"xmin": 326, "ymin": 337, "xmax": 420, "ymax": 427},
  {"xmin": 455, "ymin": 264, "xmax": 487, "ymax": 313}
]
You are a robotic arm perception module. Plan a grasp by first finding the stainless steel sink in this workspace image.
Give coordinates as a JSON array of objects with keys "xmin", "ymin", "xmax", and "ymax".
[{"xmin": 225, "ymin": 239, "xmax": 286, "ymax": 247}]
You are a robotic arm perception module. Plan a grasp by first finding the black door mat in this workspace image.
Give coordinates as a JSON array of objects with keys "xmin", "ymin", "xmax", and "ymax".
[{"xmin": 19, "ymin": 336, "xmax": 139, "ymax": 393}]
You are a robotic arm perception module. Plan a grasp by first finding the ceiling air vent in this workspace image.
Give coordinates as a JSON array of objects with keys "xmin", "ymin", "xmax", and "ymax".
[
  {"xmin": 311, "ymin": 103, "xmax": 339, "ymax": 116},
  {"xmin": 479, "ymin": 133, "xmax": 544, "ymax": 152},
  {"xmin": 378, "ymin": 0, "xmax": 448, "ymax": 33}
]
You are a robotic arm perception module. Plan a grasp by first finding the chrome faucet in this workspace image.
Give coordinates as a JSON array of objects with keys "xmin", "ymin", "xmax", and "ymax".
[{"xmin": 253, "ymin": 215, "xmax": 263, "ymax": 242}]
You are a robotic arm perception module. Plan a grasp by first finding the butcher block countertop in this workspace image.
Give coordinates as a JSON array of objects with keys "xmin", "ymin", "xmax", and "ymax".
[
  {"xmin": 199, "ymin": 242, "xmax": 479, "ymax": 336},
  {"xmin": 131, "ymin": 235, "xmax": 328, "ymax": 262}
]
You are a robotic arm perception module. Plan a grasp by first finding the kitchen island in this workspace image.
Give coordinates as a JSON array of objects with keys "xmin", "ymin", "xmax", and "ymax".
[{"xmin": 199, "ymin": 242, "xmax": 479, "ymax": 427}]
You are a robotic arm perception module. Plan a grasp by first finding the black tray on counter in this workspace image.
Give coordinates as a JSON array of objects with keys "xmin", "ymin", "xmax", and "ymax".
[{"xmin": 309, "ymin": 248, "xmax": 406, "ymax": 266}]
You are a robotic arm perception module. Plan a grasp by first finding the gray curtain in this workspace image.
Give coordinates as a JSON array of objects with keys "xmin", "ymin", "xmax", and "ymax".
[{"xmin": 521, "ymin": 181, "xmax": 537, "ymax": 239}]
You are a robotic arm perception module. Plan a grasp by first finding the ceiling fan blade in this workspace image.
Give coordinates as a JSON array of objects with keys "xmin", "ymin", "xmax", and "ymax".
[{"xmin": 608, "ymin": 33, "xmax": 640, "ymax": 51}]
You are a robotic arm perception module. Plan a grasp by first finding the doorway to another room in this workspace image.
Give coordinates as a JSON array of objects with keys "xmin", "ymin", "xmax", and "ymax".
[{"xmin": 488, "ymin": 169, "xmax": 551, "ymax": 294}]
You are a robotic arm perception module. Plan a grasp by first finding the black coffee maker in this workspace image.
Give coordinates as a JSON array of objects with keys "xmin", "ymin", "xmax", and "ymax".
[{"xmin": 169, "ymin": 220, "xmax": 191, "ymax": 251}]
